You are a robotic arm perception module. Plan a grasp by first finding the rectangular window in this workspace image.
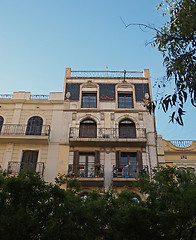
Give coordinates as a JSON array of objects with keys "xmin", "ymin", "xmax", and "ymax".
[
  {"xmin": 121, "ymin": 152, "xmax": 136, "ymax": 167},
  {"xmin": 121, "ymin": 152, "xmax": 137, "ymax": 178},
  {"xmin": 118, "ymin": 93, "xmax": 133, "ymax": 108},
  {"xmin": 82, "ymin": 92, "xmax": 97, "ymax": 108},
  {"xmin": 20, "ymin": 150, "xmax": 38, "ymax": 172},
  {"xmin": 79, "ymin": 153, "xmax": 95, "ymax": 177}
]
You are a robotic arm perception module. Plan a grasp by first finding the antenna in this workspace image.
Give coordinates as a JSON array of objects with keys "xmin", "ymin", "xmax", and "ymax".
[{"xmin": 123, "ymin": 70, "xmax": 126, "ymax": 82}]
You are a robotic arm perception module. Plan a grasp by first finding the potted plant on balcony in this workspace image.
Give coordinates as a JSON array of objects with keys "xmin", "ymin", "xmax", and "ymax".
[{"xmin": 94, "ymin": 164, "xmax": 102, "ymax": 177}]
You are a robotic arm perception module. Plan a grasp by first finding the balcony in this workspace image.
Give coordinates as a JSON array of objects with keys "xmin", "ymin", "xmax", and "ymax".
[
  {"xmin": 69, "ymin": 128, "xmax": 147, "ymax": 147},
  {"xmin": 7, "ymin": 161, "xmax": 45, "ymax": 177},
  {"xmin": 0, "ymin": 124, "xmax": 50, "ymax": 144},
  {"xmin": 68, "ymin": 164, "xmax": 104, "ymax": 187},
  {"xmin": 112, "ymin": 164, "xmax": 148, "ymax": 187}
]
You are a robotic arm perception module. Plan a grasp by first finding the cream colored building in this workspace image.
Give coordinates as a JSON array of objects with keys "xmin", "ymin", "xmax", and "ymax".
[
  {"xmin": 157, "ymin": 135, "xmax": 196, "ymax": 173},
  {"xmin": 0, "ymin": 68, "xmax": 158, "ymax": 198},
  {"xmin": 0, "ymin": 91, "xmax": 65, "ymax": 183},
  {"xmin": 61, "ymin": 68, "xmax": 157, "ymax": 198}
]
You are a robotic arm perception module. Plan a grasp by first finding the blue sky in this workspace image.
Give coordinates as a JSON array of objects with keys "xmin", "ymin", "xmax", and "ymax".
[{"xmin": 0, "ymin": 0, "xmax": 195, "ymax": 140}]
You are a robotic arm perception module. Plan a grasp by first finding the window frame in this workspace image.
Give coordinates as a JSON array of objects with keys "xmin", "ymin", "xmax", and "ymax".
[
  {"xmin": 79, "ymin": 119, "xmax": 97, "ymax": 138},
  {"xmin": 119, "ymin": 119, "xmax": 136, "ymax": 138},
  {"xmin": 81, "ymin": 92, "xmax": 97, "ymax": 108},
  {"xmin": 20, "ymin": 150, "xmax": 39, "ymax": 172},
  {"xmin": 120, "ymin": 152, "xmax": 137, "ymax": 167},
  {"xmin": 118, "ymin": 92, "xmax": 133, "ymax": 108},
  {"xmin": 26, "ymin": 116, "xmax": 43, "ymax": 135}
]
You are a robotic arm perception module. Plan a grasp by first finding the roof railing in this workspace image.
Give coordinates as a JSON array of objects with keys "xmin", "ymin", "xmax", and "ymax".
[
  {"xmin": 30, "ymin": 95, "xmax": 49, "ymax": 99},
  {"xmin": 0, "ymin": 94, "xmax": 13, "ymax": 99},
  {"xmin": 71, "ymin": 70, "xmax": 143, "ymax": 78},
  {"xmin": 170, "ymin": 140, "xmax": 194, "ymax": 148}
]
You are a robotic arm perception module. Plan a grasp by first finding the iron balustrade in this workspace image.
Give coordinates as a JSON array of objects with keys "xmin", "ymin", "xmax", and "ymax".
[
  {"xmin": 0, "ymin": 94, "xmax": 13, "ymax": 99},
  {"xmin": 30, "ymin": 95, "xmax": 49, "ymax": 99},
  {"xmin": 69, "ymin": 127, "xmax": 146, "ymax": 139},
  {"xmin": 68, "ymin": 164, "xmax": 104, "ymax": 178},
  {"xmin": 113, "ymin": 165, "xmax": 148, "ymax": 178},
  {"xmin": 71, "ymin": 70, "xmax": 143, "ymax": 78},
  {"xmin": 170, "ymin": 140, "xmax": 193, "ymax": 148},
  {"xmin": 7, "ymin": 161, "xmax": 45, "ymax": 176},
  {"xmin": 0, "ymin": 124, "xmax": 50, "ymax": 136}
]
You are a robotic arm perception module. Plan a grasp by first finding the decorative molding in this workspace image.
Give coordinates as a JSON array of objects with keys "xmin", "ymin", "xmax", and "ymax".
[
  {"xmin": 101, "ymin": 112, "xmax": 104, "ymax": 120},
  {"xmin": 111, "ymin": 113, "xmax": 114, "ymax": 120},
  {"xmin": 66, "ymin": 92, "xmax": 71, "ymax": 99},
  {"xmin": 72, "ymin": 113, "xmax": 76, "ymax": 121},
  {"xmin": 138, "ymin": 113, "xmax": 143, "ymax": 121}
]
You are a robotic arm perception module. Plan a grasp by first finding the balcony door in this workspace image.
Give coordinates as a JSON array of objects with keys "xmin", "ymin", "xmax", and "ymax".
[
  {"xmin": 79, "ymin": 153, "xmax": 95, "ymax": 177},
  {"xmin": 119, "ymin": 119, "xmax": 136, "ymax": 138},
  {"xmin": 73, "ymin": 150, "xmax": 100, "ymax": 177},
  {"xmin": 121, "ymin": 152, "xmax": 137, "ymax": 177},
  {"xmin": 20, "ymin": 150, "xmax": 38, "ymax": 172},
  {"xmin": 26, "ymin": 116, "xmax": 43, "ymax": 135},
  {"xmin": 79, "ymin": 119, "xmax": 97, "ymax": 138},
  {"xmin": 115, "ymin": 151, "xmax": 143, "ymax": 178}
]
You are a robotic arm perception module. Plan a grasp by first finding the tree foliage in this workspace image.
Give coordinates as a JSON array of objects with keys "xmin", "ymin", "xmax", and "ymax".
[
  {"xmin": 154, "ymin": 0, "xmax": 196, "ymax": 125},
  {"xmin": 0, "ymin": 167, "xmax": 196, "ymax": 240},
  {"xmin": 122, "ymin": 0, "xmax": 196, "ymax": 124},
  {"xmin": 139, "ymin": 166, "xmax": 196, "ymax": 240}
]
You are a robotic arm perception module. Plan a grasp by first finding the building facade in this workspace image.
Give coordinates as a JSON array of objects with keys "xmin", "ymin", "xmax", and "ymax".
[
  {"xmin": 0, "ymin": 91, "xmax": 65, "ymax": 183},
  {"xmin": 0, "ymin": 68, "xmax": 158, "ymax": 198},
  {"xmin": 157, "ymin": 135, "xmax": 196, "ymax": 173}
]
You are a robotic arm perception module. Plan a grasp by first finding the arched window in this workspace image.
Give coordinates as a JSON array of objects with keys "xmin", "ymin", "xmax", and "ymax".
[
  {"xmin": 119, "ymin": 119, "xmax": 136, "ymax": 138},
  {"xmin": 0, "ymin": 116, "xmax": 4, "ymax": 134},
  {"xmin": 79, "ymin": 119, "xmax": 97, "ymax": 138},
  {"xmin": 26, "ymin": 116, "xmax": 43, "ymax": 135}
]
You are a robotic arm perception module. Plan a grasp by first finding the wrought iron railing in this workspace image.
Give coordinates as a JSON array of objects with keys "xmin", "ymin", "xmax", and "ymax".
[
  {"xmin": 113, "ymin": 165, "xmax": 148, "ymax": 178},
  {"xmin": 30, "ymin": 95, "xmax": 49, "ymax": 99},
  {"xmin": 0, "ymin": 94, "xmax": 13, "ymax": 99},
  {"xmin": 69, "ymin": 128, "xmax": 146, "ymax": 139},
  {"xmin": 0, "ymin": 124, "xmax": 50, "ymax": 136},
  {"xmin": 71, "ymin": 70, "xmax": 143, "ymax": 78},
  {"xmin": 170, "ymin": 140, "xmax": 194, "ymax": 148},
  {"xmin": 68, "ymin": 164, "xmax": 104, "ymax": 178},
  {"xmin": 7, "ymin": 162, "xmax": 45, "ymax": 176}
]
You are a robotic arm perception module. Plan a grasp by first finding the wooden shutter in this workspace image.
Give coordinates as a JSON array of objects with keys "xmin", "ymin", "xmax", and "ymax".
[
  {"xmin": 136, "ymin": 151, "xmax": 143, "ymax": 172},
  {"xmin": 116, "ymin": 151, "xmax": 121, "ymax": 168},
  {"xmin": 73, "ymin": 150, "xmax": 79, "ymax": 174},
  {"xmin": 79, "ymin": 124, "xmax": 85, "ymax": 138},
  {"xmin": 0, "ymin": 116, "xmax": 4, "ymax": 133},
  {"xmin": 95, "ymin": 151, "xmax": 100, "ymax": 164}
]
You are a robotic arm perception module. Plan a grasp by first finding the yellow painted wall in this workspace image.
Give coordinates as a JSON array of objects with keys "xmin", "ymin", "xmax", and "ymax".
[
  {"xmin": 0, "ymin": 144, "xmax": 6, "ymax": 166},
  {"xmin": 57, "ymin": 145, "xmax": 70, "ymax": 175}
]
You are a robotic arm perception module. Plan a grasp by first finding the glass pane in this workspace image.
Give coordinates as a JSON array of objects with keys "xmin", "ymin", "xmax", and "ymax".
[
  {"xmin": 121, "ymin": 156, "xmax": 128, "ymax": 167},
  {"xmin": 88, "ymin": 155, "xmax": 95, "ymax": 177},
  {"xmin": 89, "ymin": 96, "xmax": 96, "ymax": 108},
  {"xmin": 118, "ymin": 96, "xmax": 125, "ymax": 108},
  {"xmin": 126, "ymin": 96, "xmax": 133, "ymax": 108},
  {"xmin": 82, "ymin": 96, "xmax": 89, "ymax": 108},
  {"xmin": 79, "ymin": 155, "xmax": 86, "ymax": 174},
  {"xmin": 129, "ymin": 156, "xmax": 136, "ymax": 165},
  {"xmin": 79, "ymin": 156, "xmax": 86, "ymax": 165}
]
